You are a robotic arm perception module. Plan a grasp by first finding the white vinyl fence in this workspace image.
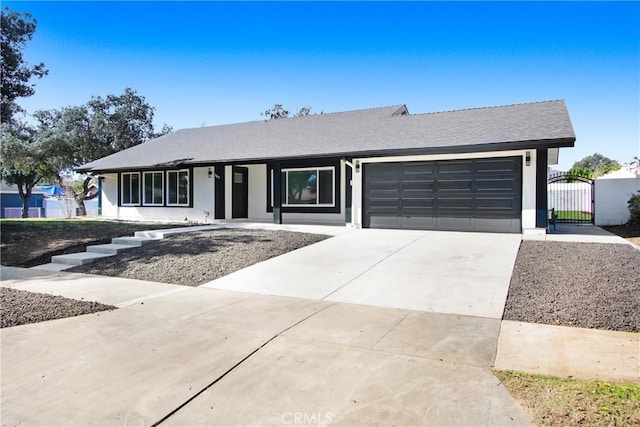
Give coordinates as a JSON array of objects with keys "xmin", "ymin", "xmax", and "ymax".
[
  {"xmin": 547, "ymin": 182, "xmax": 592, "ymax": 212},
  {"xmin": 43, "ymin": 198, "xmax": 99, "ymax": 218},
  {"xmin": 594, "ymin": 176, "xmax": 640, "ymax": 225}
]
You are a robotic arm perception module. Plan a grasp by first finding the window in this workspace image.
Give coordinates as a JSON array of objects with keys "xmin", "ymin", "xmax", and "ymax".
[
  {"xmin": 121, "ymin": 173, "xmax": 140, "ymax": 206},
  {"xmin": 143, "ymin": 171, "xmax": 164, "ymax": 206},
  {"xmin": 282, "ymin": 167, "xmax": 334, "ymax": 206},
  {"xmin": 167, "ymin": 169, "xmax": 190, "ymax": 206}
]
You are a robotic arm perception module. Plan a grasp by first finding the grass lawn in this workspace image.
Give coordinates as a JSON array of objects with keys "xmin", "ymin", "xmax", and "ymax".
[
  {"xmin": 0, "ymin": 218, "xmax": 187, "ymax": 267},
  {"xmin": 555, "ymin": 210, "xmax": 593, "ymax": 221},
  {"xmin": 496, "ymin": 371, "xmax": 640, "ymax": 426}
]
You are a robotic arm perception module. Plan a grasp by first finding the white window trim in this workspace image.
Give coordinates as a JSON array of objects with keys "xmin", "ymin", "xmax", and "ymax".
[
  {"xmin": 121, "ymin": 172, "xmax": 140, "ymax": 206},
  {"xmin": 166, "ymin": 169, "xmax": 190, "ymax": 207},
  {"xmin": 142, "ymin": 171, "xmax": 164, "ymax": 206},
  {"xmin": 281, "ymin": 166, "xmax": 335, "ymax": 207}
]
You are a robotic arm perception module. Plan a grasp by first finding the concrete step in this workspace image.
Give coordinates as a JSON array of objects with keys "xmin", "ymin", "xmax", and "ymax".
[
  {"xmin": 111, "ymin": 236, "xmax": 158, "ymax": 247},
  {"xmin": 86, "ymin": 243, "xmax": 138, "ymax": 255},
  {"xmin": 30, "ymin": 263, "xmax": 74, "ymax": 272},
  {"xmin": 50, "ymin": 252, "xmax": 114, "ymax": 266}
]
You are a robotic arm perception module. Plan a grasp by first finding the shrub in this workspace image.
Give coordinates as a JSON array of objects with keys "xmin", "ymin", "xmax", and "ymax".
[{"xmin": 629, "ymin": 191, "xmax": 640, "ymax": 226}]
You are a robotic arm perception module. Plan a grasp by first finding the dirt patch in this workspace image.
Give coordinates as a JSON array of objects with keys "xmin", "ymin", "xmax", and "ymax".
[
  {"xmin": 503, "ymin": 241, "xmax": 640, "ymax": 332},
  {"xmin": 603, "ymin": 224, "xmax": 640, "ymax": 246},
  {"xmin": 0, "ymin": 287, "xmax": 116, "ymax": 328},
  {"xmin": 0, "ymin": 219, "xmax": 189, "ymax": 267},
  {"xmin": 69, "ymin": 229, "xmax": 329, "ymax": 286}
]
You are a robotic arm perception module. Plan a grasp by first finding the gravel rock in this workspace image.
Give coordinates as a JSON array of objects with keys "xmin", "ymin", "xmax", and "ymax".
[
  {"xmin": 70, "ymin": 229, "xmax": 329, "ymax": 287},
  {"xmin": 503, "ymin": 241, "xmax": 640, "ymax": 332},
  {"xmin": 0, "ymin": 287, "xmax": 116, "ymax": 328}
]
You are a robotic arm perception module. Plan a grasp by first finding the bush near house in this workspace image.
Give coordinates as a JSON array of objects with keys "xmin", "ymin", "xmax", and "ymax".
[{"xmin": 628, "ymin": 191, "xmax": 640, "ymax": 226}]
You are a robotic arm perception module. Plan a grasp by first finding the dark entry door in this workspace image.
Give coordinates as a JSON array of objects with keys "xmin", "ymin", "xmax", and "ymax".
[
  {"xmin": 363, "ymin": 157, "xmax": 522, "ymax": 233},
  {"xmin": 232, "ymin": 166, "xmax": 248, "ymax": 218}
]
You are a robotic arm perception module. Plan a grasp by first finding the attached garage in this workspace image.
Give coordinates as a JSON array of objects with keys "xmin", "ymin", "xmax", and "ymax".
[{"xmin": 363, "ymin": 156, "xmax": 522, "ymax": 233}]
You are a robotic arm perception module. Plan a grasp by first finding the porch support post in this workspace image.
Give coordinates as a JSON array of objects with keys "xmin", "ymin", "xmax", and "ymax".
[
  {"xmin": 214, "ymin": 164, "xmax": 226, "ymax": 220},
  {"xmin": 272, "ymin": 162, "xmax": 283, "ymax": 224},
  {"xmin": 344, "ymin": 158, "xmax": 353, "ymax": 224},
  {"xmin": 535, "ymin": 149, "xmax": 548, "ymax": 228}
]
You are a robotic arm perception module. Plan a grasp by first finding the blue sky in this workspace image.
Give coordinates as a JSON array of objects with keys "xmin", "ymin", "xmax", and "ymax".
[{"xmin": 6, "ymin": 1, "xmax": 640, "ymax": 171}]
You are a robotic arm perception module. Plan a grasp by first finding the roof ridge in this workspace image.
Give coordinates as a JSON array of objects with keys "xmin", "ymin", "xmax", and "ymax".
[
  {"xmin": 407, "ymin": 100, "xmax": 565, "ymax": 117},
  {"xmin": 266, "ymin": 104, "xmax": 406, "ymax": 121},
  {"xmin": 175, "ymin": 104, "xmax": 406, "ymax": 131}
]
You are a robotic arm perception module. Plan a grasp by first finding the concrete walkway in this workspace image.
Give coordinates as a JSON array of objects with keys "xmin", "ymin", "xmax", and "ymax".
[{"xmin": 0, "ymin": 266, "xmax": 531, "ymax": 426}]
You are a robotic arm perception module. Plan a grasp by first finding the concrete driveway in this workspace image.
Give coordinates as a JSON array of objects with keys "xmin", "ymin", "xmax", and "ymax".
[
  {"xmin": 1, "ymin": 229, "xmax": 528, "ymax": 426},
  {"xmin": 203, "ymin": 229, "xmax": 522, "ymax": 319}
]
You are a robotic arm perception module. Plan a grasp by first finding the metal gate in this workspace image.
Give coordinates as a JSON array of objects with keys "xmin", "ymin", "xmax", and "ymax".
[{"xmin": 547, "ymin": 172, "xmax": 594, "ymax": 223}]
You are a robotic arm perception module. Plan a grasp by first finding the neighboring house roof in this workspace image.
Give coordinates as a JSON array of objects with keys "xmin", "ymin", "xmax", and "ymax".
[
  {"xmin": 78, "ymin": 100, "xmax": 576, "ymax": 173},
  {"xmin": 0, "ymin": 182, "xmax": 46, "ymax": 194},
  {"xmin": 597, "ymin": 166, "xmax": 640, "ymax": 179}
]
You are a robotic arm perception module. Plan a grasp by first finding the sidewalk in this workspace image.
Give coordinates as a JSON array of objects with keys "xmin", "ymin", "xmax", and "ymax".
[{"xmin": 1, "ymin": 266, "xmax": 532, "ymax": 426}]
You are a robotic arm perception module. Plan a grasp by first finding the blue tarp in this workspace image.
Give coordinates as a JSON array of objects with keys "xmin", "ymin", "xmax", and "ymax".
[{"xmin": 38, "ymin": 185, "xmax": 65, "ymax": 196}]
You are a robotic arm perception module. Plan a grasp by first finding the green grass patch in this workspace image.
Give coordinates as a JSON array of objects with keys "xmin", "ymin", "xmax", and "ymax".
[
  {"xmin": 555, "ymin": 210, "xmax": 593, "ymax": 221},
  {"xmin": 495, "ymin": 371, "xmax": 640, "ymax": 426}
]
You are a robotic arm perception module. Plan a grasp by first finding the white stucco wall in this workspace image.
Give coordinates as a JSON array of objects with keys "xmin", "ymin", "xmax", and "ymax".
[
  {"xmin": 351, "ymin": 150, "xmax": 536, "ymax": 231},
  {"xmin": 100, "ymin": 167, "xmax": 215, "ymax": 223},
  {"xmin": 594, "ymin": 177, "xmax": 640, "ymax": 225}
]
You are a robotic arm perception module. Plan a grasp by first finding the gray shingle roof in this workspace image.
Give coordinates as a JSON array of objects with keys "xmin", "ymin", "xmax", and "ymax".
[{"xmin": 78, "ymin": 100, "xmax": 575, "ymax": 172}]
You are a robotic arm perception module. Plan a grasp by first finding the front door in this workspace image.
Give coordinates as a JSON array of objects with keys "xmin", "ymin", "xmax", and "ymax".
[{"xmin": 232, "ymin": 166, "xmax": 248, "ymax": 218}]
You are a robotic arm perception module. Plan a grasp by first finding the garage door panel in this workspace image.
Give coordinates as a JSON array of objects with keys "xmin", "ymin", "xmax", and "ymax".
[
  {"xmin": 475, "ymin": 198, "xmax": 517, "ymax": 211},
  {"xmin": 402, "ymin": 163, "xmax": 436, "ymax": 175},
  {"xmin": 475, "ymin": 158, "xmax": 520, "ymax": 173},
  {"xmin": 363, "ymin": 157, "xmax": 522, "ymax": 232},
  {"xmin": 437, "ymin": 161, "xmax": 474, "ymax": 174},
  {"xmin": 475, "ymin": 179, "xmax": 517, "ymax": 191},
  {"xmin": 436, "ymin": 179, "xmax": 473, "ymax": 191},
  {"xmin": 402, "ymin": 180, "xmax": 435, "ymax": 191}
]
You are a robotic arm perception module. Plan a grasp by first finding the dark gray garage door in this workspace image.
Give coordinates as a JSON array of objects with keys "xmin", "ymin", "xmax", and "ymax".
[{"xmin": 363, "ymin": 157, "xmax": 522, "ymax": 233}]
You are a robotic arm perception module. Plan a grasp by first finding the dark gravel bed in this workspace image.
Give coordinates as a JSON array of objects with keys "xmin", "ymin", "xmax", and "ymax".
[
  {"xmin": 0, "ymin": 287, "xmax": 116, "ymax": 328},
  {"xmin": 503, "ymin": 241, "xmax": 640, "ymax": 332},
  {"xmin": 69, "ymin": 229, "xmax": 329, "ymax": 286}
]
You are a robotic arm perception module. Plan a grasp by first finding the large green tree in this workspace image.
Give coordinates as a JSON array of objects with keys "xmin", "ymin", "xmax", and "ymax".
[
  {"xmin": 569, "ymin": 153, "xmax": 621, "ymax": 178},
  {"xmin": 35, "ymin": 88, "xmax": 171, "ymax": 215},
  {"xmin": 0, "ymin": 121, "xmax": 54, "ymax": 217},
  {"xmin": 1, "ymin": 7, "xmax": 48, "ymax": 123}
]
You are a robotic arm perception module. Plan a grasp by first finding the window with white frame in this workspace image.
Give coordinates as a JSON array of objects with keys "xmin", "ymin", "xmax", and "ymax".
[
  {"xmin": 282, "ymin": 167, "xmax": 335, "ymax": 206},
  {"xmin": 166, "ymin": 169, "xmax": 190, "ymax": 206},
  {"xmin": 143, "ymin": 171, "xmax": 164, "ymax": 206},
  {"xmin": 121, "ymin": 172, "xmax": 140, "ymax": 206}
]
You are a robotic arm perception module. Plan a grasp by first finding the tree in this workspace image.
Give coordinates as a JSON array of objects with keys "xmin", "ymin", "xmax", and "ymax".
[
  {"xmin": 1, "ymin": 7, "xmax": 48, "ymax": 123},
  {"xmin": 260, "ymin": 104, "xmax": 313, "ymax": 120},
  {"xmin": 34, "ymin": 88, "xmax": 171, "ymax": 215},
  {"xmin": 569, "ymin": 153, "xmax": 621, "ymax": 178},
  {"xmin": 0, "ymin": 121, "xmax": 54, "ymax": 217}
]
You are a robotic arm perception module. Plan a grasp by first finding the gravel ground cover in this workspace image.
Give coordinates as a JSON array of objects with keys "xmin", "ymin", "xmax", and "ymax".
[
  {"xmin": 69, "ymin": 228, "xmax": 329, "ymax": 286},
  {"xmin": 503, "ymin": 241, "xmax": 640, "ymax": 332},
  {"xmin": 0, "ymin": 287, "xmax": 116, "ymax": 328}
]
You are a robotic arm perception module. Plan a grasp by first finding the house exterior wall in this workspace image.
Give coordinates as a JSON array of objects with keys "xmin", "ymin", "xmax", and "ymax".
[
  {"xmin": 101, "ymin": 167, "xmax": 215, "ymax": 223},
  {"xmin": 594, "ymin": 176, "xmax": 640, "ymax": 225},
  {"xmin": 238, "ymin": 162, "xmax": 346, "ymax": 225},
  {"xmin": 98, "ymin": 151, "xmax": 540, "ymax": 232},
  {"xmin": 351, "ymin": 149, "xmax": 537, "ymax": 231}
]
